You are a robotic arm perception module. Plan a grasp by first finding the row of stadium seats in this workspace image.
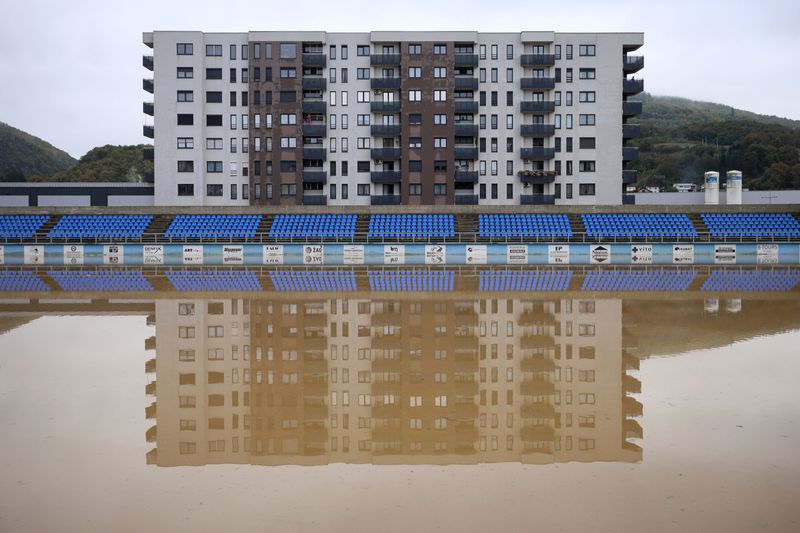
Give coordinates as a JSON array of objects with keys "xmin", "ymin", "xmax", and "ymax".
[
  {"xmin": 0, "ymin": 216, "xmax": 49, "ymax": 239},
  {"xmin": 479, "ymin": 214, "xmax": 573, "ymax": 238},
  {"xmin": 702, "ymin": 213, "xmax": 800, "ymax": 238},
  {"xmin": 269, "ymin": 215, "xmax": 356, "ymax": 239},
  {"xmin": 165, "ymin": 215, "xmax": 261, "ymax": 239},
  {"xmin": 582, "ymin": 214, "xmax": 698, "ymax": 238},
  {"xmin": 47, "ymin": 215, "xmax": 153, "ymax": 239},
  {"xmin": 369, "ymin": 214, "xmax": 455, "ymax": 238}
]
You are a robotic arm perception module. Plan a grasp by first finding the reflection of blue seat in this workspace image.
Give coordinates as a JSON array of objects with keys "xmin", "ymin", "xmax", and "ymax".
[
  {"xmin": 582, "ymin": 214, "xmax": 697, "ymax": 238},
  {"xmin": 702, "ymin": 213, "xmax": 800, "ymax": 238},
  {"xmin": 0, "ymin": 271, "xmax": 50, "ymax": 291},
  {"xmin": 479, "ymin": 270, "xmax": 571, "ymax": 291},
  {"xmin": 269, "ymin": 271, "xmax": 357, "ymax": 291},
  {"xmin": 368, "ymin": 215, "xmax": 455, "ymax": 238},
  {"xmin": 582, "ymin": 270, "xmax": 696, "ymax": 291},
  {"xmin": 478, "ymin": 214, "xmax": 572, "ymax": 238},
  {"xmin": 269, "ymin": 215, "xmax": 356, "ymax": 238},
  {"xmin": 47, "ymin": 215, "xmax": 152, "ymax": 239},
  {"xmin": 368, "ymin": 271, "xmax": 454, "ymax": 291},
  {"xmin": 165, "ymin": 215, "xmax": 261, "ymax": 239},
  {"xmin": 701, "ymin": 270, "xmax": 800, "ymax": 291},
  {"xmin": 48, "ymin": 271, "xmax": 153, "ymax": 291},
  {"xmin": 0, "ymin": 215, "xmax": 49, "ymax": 239},
  {"xmin": 166, "ymin": 271, "xmax": 262, "ymax": 291}
]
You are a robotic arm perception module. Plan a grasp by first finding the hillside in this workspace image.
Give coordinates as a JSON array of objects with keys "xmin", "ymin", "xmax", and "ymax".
[
  {"xmin": 631, "ymin": 94, "xmax": 800, "ymax": 190},
  {"xmin": 27, "ymin": 144, "xmax": 154, "ymax": 183},
  {"xmin": 0, "ymin": 122, "xmax": 76, "ymax": 181}
]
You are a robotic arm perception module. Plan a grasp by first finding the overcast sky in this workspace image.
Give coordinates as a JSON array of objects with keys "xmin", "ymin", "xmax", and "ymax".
[{"xmin": 0, "ymin": 0, "xmax": 797, "ymax": 158}]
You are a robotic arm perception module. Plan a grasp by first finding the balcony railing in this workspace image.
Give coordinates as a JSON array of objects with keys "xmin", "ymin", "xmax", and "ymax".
[
  {"xmin": 622, "ymin": 194, "xmax": 636, "ymax": 205},
  {"xmin": 454, "ymin": 124, "xmax": 479, "ymax": 137},
  {"xmin": 623, "ymin": 55, "xmax": 644, "ymax": 72},
  {"xmin": 370, "ymin": 54, "xmax": 401, "ymax": 66},
  {"xmin": 520, "ymin": 101, "xmax": 555, "ymax": 113},
  {"xmin": 302, "ymin": 124, "xmax": 327, "ymax": 137},
  {"xmin": 302, "ymin": 53, "xmax": 327, "ymax": 67},
  {"xmin": 371, "ymin": 148, "xmax": 402, "ymax": 160},
  {"xmin": 623, "ymin": 170, "xmax": 637, "ymax": 184},
  {"xmin": 454, "ymin": 77, "xmax": 479, "ymax": 90},
  {"xmin": 520, "ymin": 147, "xmax": 555, "ymax": 160},
  {"xmin": 454, "ymin": 101, "xmax": 479, "ymax": 114},
  {"xmin": 521, "ymin": 77, "xmax": 556, "ymax": 90},
  {"xmin": 142, "ymin": 78, "xmax": 153, "ymax": 93},
  {"xmin": 521, "ymin": 194, "xmax": 556, "ymax": 205},
  {"xmin": 371, "ymin": 194, "xmax": 401, "ymax": 205},
  {"xmin": 370, "ymin": 77, "xmax": 401, "ymax": 90},
  {"xmin": 302, "ymin": 194, "xmax": 328, "ymax": 205},
  {"xmin": 142, "ymin": 55, "xmax": 153, "ymax": 70},
  {"xmin": 454, "ymin": 170, "xmax": 479, "ymax": 183},
  {"xmin": 520, "ymin": 54, "xmax": 555, "ymax": 66},
  {"xmin": 454, "ymin": 147, "xmax": 479, "ymax": 160},
  {"xmin": 142, "ymin": 125, "xmax": 154, "ymax": 138},
  {"xmin": 623, "ymin": 101, "xmax": 643, "ymax": 116},
  {"xmin": 454, "ymin": 54, "xmax": 479, "ymax": 67},
  {"xmin": 623, "ymin": 78, "xmax": 644, "ymax": 94},
  {"xmin": 302, "ymin": 170, "xmax": 328, "ymax": 183},
  {"xmin": 143, "ymin": 147, "xmax": 154, "ymax": 161},
  {"xmin": 520, "ymin": 124, "xmax": 555, "ymax": 136},
  {"xmin": 622, "ymin": 147, "xmax": 639, "ymax": 161},
  {"xmin": 622, "ymin": 124, "xmax": 641, "ymax": 138},
  {"xmin": 370, "ymin": 171, "xmax": 402, "ymax": 183},
  {"xmin": 371, "ymin": 124, "xmax": 401, "ymax": 137},
  {"xmin": 517, "ymin": 169, "xmax": 556, "ymax": 183},
  {"xmin": 302, "ymin": 147, "xmax": 327, "ymax": 160},
  {"xmin": 371, "ymin": 101, "xmax": 401, "ymax": 113},
  {"xmin": 302, "ymin": 77, "xmax": 327, "ymax": 90},
  {"xmin": 143, "ymin": 171, "xmax": 154, "ymax": 183},
  {"xmin": 143, "ymin": 102, "xmax": 154, "ymax": 116},
  {"xmin": 302, "ymin": 101, "xmax": 327, "ymax": 114},
  {"xmin": 455, "ymin": 194, "xmax": 479, "ymax": 205}
]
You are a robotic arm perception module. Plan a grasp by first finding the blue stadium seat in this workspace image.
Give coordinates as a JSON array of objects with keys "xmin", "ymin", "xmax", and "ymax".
[
  {"xmin": 166, "ymin": 271, "xmax": 262, "ymax": 291},
  {"xmin": 368, "ymin": 270, "xmax": 455, "ymax": 291},
  {"xmin": 478, "ymin": 214, "xmax": 573, "ymax": 238},
  {"xmin": 0, "ymin": 215, "xmax": 49, "ymax": 239},
  {"xmin": 269, "ymin": 271, "xmax": 357, "ymax": 291},
  {"xmin": 701, "ymin": 213, "xmax": 800, "ymax": 238},
  {"xmin": 581, "ymin": 270, "xmax": 696, "ymax": 291},
  {"xmin": 701, "ymin": 269, "xmax": 800, "ymax": 291},
  {"xmin": 582, "ymin": 214, "xmax": 698, "ymax": 238},
  {"xmin": 164, "ymin": 215, "xmax": 261, "ymax": 239},
  {"xmin": 479, "ymin": 270, "xmax": 572, "ymax": 291},
  {"xmin": 368, "ymin": 214, "xmax": 455, "ymax": 238},
  {"xmin": 48, "ymin": 271, "xmax": 153, "ymax": 291},
  {"xmin": 268, "ymin": 215, "xmax": 356, "ymax": 239},
  {"xmin": 0, "ymin": 271, "xmax": 50, "ymax": 291},
  {"xmin": 47, "ymin": 215, "xmax": 152, "ymax": 239}
]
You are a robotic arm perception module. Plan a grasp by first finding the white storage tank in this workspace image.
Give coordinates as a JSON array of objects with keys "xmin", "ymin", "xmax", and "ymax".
[
  {"xmin": 726, "ymin": 170, "xmax": 743, "ymax": 205},
  {"xmin": 704, "ymin": 171, "xmax": 720, "ymax": 205}
]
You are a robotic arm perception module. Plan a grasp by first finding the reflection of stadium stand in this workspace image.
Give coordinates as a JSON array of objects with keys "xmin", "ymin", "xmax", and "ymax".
[
  {"xmin": 701, "ymin": 270, "xmax": 800, "ymax": 292},
  {"xmin": 368, "ymin": 270, "xmax": 455, "ymax": 292},
  {"xmin": 269, "ymin": 271, "xmax": 357, "ymax": 292},
  {"xmin": 0, "ymin": 271, "xmax": 50, "ymax": 291},
  {"xmin": 582, "ymin": 270, "xmax": 696, "ymax": 291},
  {"xmin": 166, "ymin": 271, "xmax": 262, "ymax": 291},
  {"xmin": 48, "ymin": 270, "xmax": 153, "ymax": 292},
  {"xmin": 479, "ymin": 270, "xmax": 572, "ymax": 291}
]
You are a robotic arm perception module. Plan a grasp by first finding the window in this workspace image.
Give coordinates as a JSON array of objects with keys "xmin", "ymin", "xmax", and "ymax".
[
  {"xmin": 357, "ymin": 161, "xmax": 370, "ymax": 173},
  {"xmin": 177, "ymin": 90, "xmax": 193, "ymax": 102},
  {"xmin": 434, "ymin": 114, "xmax": 447, "ymax": 125},
  {"xmin": 279, "ymin": 43, "xmax": 296, "ymax": 59},
  {"xmin": 579, "ymin": 137, "xmax": 595, "ymax": 149},
  {"xmin": 176, "ymin": 43, "xmax": 193, "ymax": 55},
  {"xmin": 491, "ymin": 160, "xmax": 498, "ymax": 175},
  {"xmin": 506, "ymin": 91, "xmax": 513, "ymax": 106},
  {"xmin": 279, "ymin": 90, "xmax": 296, "ymax": 102},
  {"xmin": 566, "ymin": 91, "xmax": 573, "ymax": 106},
  {"xmin": 554, "ymin": 114, "xmax": 561, "ymax": 129},
  {"xmin": 491, "ymin": 68, "xmax": 498, "ymax": 83},
  {"xmin": 341, "ymin": 68, "xmax": 347, "ymax": 82},
  {"xmin": 229, "ymin": 68, "xmax": 236, "ymax": 83},
  {"xmin": 479, "ymin": 44, "xmax": 486, "ymax": 60},
  {"xmin": 177, "ymin": 114, "xmax": 194, "ymax": 126},
  {"xmin": 579, "ymin": 114, "xmax": 596, "ymax": 126},
  {"xmin": 579, "ymin": 160, "xmax": 596, "ymax": 172},
  {"xmin": 206, "ymin": 114, "xmax": 222, "ymax": 127},
  {"xmin": 279, "ymin": 67, "xmax": 296, "ymax": 78},
  {"xmin": 490, "ymin": 114, "xmax": 498, "ymax": 129},
  {"xmin": 434, "ymin": 183, "xmax": 447, "ymax": 196},
  {"xmin": 205, "ymin": 44, "xmax": 222, "ymax": 57},
  {"xmin": 434, "ymin": 67, "xmax": 446, "ymax": 78},
  {"xmin": 176, "ymin": 67, "xmax": 193, "ymax": 78},
  {"xmin": 433, "ymin": 43, "xmax": 447, "ymax": 55},
  {"xmin": 579, "ymin": 91, "xmax": 596, "ymax": 103},
  {"xmin": 566, "ymin": 68, "xmax": 573, "ymax": 83},
  {"xmin": 206, "ymin": 161, "xmax": 223, "ymax": 173},
  {"xmin": 434, "ymin": 90, "xmax": 447, "ymax": 102},
  {"xmin": 408, "ymin": 113, "xmax": 422, "ymax": 125},
  {"xmin": 506, "ymin": 68, "xmax": 513, "ymax": 82},
  {"xmin": 206, "ymin": 68, "xmax": 222, "ymax": 80},
  {"xmin": 566, "ymin": 114, "xmax": 573, "ymax": 129},
  {"xmin": 357, "ymin": 184, "xmax": 370, "ymax": 196},
  {"xmin": 357, "ymin": 114, "xmax": 370, "ymax": 126},
  {"xmin": 506, "ymin": 44, "xmax": 514, "ymax": 59},
  {"xmin": 177, "ymin": 184, "xmax": 194, "ymax": 197},
  {"xmin": 433, "ymin": 137, "xmax": 447, "ymax": 148},
  {"xmin": 491, "ymin": 44, "xmax": 498, "ymax": 60},
  {"xmin": 408, "ymin": 160, "xmax": 422, "ymax": 171},
  {"xmin": 566, "ymin": 137, "xmax": 573, "ymax": 152},
  {"xmin": 340, "ymin": 45, "xmax": 347, "ymax": 59},
  {"xmin": 206, "ymin": 91, "xmax": 222, "ymax": 103},
  {"xmin": 357, "ymin": 137, "xmax": 370, "ymax": 149},
  {"xmin": 356, "ymin": 91, "xmax": 369, "ymax": 103},
  {"xmin": 408, "ymin": 43, "xmax": 421, "ymax": 55},
  {"xmin": 280, "ymin": 137, "xmax": 297, "ymax": 149},
  {"xmin": 506, "ymin": 114, "xmax": 513, "ymax": 128},
  {"xmin": 479, "ymin": 68, "xmax": 486, "ymax": 83},
  {"xmin": 408, "ymin": 90, "xmax": 421, "ymax": 102},
  {"xmin": 329, "ymin": 68, "xmax": 336, "ymax": 83},
  {"xmin": 491, "ymin": 91, "xmax": 498, "ymax": 106},
  {"xmin": 206, "ymin": 184, "xmax": 223, "ymax": 197},
  {"xmin": 357, "ymin": 68, "xmax": 370, "ymax": 79},
  {"xmin": 409, "ymin": 183, "xmax": 421, "ymax": 195},
  {"xmin": 280, "ymin": 184, "xmax": 297, "ymax": 196},
  {"xmin": 579, "ymin": 44, "xmax": 596, "ymax": 56},
  {"xmin": 177, "ymin": 137, "xmax": 193, "ymax": 149},
  {"xmin": 566, "ymin": 44, "xmax": 573, "ymax": 60},
  {"xmin": 177, "ymin": 160, "xmax": 194, "ymax": 172},
  {"xmin": 279, "ymin": 113, "xmax": 297, "ymax": 125},
  {"xmin": 566, "ymin": 162, "xmax": 573, "ymax": 177},
  {"xmin": 408, "ymin": 137, "xmax": 422, "ymax": 149},
  {"xmin": 357, "ymin": 45, "xmax": 370, "ymax": 56},
  {"xmin": 434, "ymin": 160, "xmax": 447, "ymax": 172},
  {"xmin": 408, "ymin": 66, "xmax": 421, "ymax": 78}
]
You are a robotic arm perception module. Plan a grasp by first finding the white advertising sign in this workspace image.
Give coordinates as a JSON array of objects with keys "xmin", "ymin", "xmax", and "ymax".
[
  {"xmin": 143, "ymin": 245, "xmax": 164, "ymax": 265},
  {"xmin": 756, "ymin": 244, "xmax": 779, "ymax": 264},
  {"xmin": 383, "ymin": 245, "xmax": 405, "ymax": 265},
  {"xmin": 465, "ymin": 245, "xmax": 487, "ymax": 265},
  {"xmin": 103, "ymin": 245, "xmax": 123, "ymax": 265},
  {"xmin": 343, "ymin": 245, "xmax": 365, "ymax": 265},
  {"xmin": 24, "ymin": 245, "xmax": 43, "ymax": 265},
  {"xmin": 222, "ymin": 245, "xmax": 244, "ymax": 265},
  {"xmin": 672, "ymin": 244, "xmax": 694, "ymax": 264},
  {"xmin": 548, "ymin": 244, "xmax": 570, "ymax": 265},
  {"xmin": 630, "ymin": 244, "xmax": 653, "ymax": 264},
  {"xmin": 714, "ymin": 244, "xmax": 737, "ymax": 265},
  {"xmin": 303, "ymin": 244, "xmax": 324, "ymax": 265},
  {"xmin": 63, "ymin": 244, "xmax": 84, "ymax": 265},
  {"xmin": 183, "ymin": 245, "xmax": 203, "ymax": 265},
  {"xmin": 425, "ymin": 244, "xmax": 446, "ymax": 265},
  {"xmin": 262, "ymin": 245, "xmax": 284, "ymax": 265},
  {"xmin": 507, "ymin": 245, "xmax": 528, "ymax": 265},
  {"xmin": 589, "ymin": 244, "xmax": 610, "ymax": 265},
  {"xmin": 0, "ymin": 245, "xmax": 4, "ymax": 265}
]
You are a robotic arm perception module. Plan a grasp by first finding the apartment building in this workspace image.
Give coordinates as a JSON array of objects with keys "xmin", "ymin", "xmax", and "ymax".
[{"xmin": 143, "ymin": 30, "xmax": 643, "ymax": 207}]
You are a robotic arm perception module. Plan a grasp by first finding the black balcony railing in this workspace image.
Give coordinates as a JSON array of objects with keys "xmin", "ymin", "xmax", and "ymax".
[
  {"xmin": 371, "ymin": 195, "xmax": 401, "ymax": 205},
  {"xmin": 520, "ymin": 147, "xmax": 556, "ymax": 160},
  {"xmin": 623, "ymin": 55, "xmax": 644, "ymax": 72},
  {"xmin": 143, "ymin": 147, "xmax": 154, "ymax": 161},
  {"xmin": 302, "ymin": 77, "xmax": 327, "ymax": 90},
  {"xmin": 302, "ymin": 147, "xmax": 327, "ymax": 161},
  {"xmin": 517, "ymin": 170, "xmax": 556, "ymax": 184},
  {"xmin": 143, "ymin": 78, "xmax": 153, "ymax": 93},
  {"xmin": 520, "ymin": 101, "xmax": 556, "ymax": 113},
  {"xmin": 370, "ymin": 171, "xmax": 402, "ymax": 183},
  {"xmin": 370, "ymin": 77, "xmax": 401, "ymax": 90},
  {"xmin": 370, "ymin": 54, "xmax": 401, "ymax": 66},
  {"xmin": 622, "ymin": 194, "xmax": 636, "ymax": 205},
  {"xmin": 371, "ymin": 124, "xmax": 401, "ymax": 137},
  {"xmin": 454, "ymin": 124, "xmax": 479, "ymax": 137},
  {"xmin": 302, "ymin": 53, "xmax": 327, "ymax": 67},
  {"xmin": 302, "ymin": 170, "xmax": 328, "ymax": 183},
  {"xmin": 371, "ymin": 101, "xmax": 401, "ymax": 113},
  {"xmin": 143, "ymin": 102, "xmax": 154, "ymax": 116},
  {"xmin": 520, "ymin": 54, "xmax": 555, "ymax": 66},
  {"xmin": 623, "ymin": 170, "xmax": 637, "ymax": 184},
  {"xmin": 455, "ymin": 194, "xmax": 479, "ymax": 205},
  {"xmin": 623, "ymin": 101, "xmax": 643, "ymax": 116},
  {"xmin": 521, "ymin": 77, "xmax": 556, "ymax": 90},
  {"xmin": 143, "ymin": 171, "xmax": 154, "ymax": 183},
  {"xmin": 521, "ymin": 194, "xmax": 556, "ymax": 205},
  {"xmin": 454, "ymin": 170, "xmax": 479, "ymax": 183},
  {"xmin": 622, "ymin": 147, "xmax": 639, "ymax": 161},
  {"xmin": 454, "ymin": 77, "xmax": 479, "ymax": 90},
  {"xmin": 623, "ymin": 78, "xmax": 644, "ymax": 94},
  {"xmin": 142, "ymin": 55, "xmax": 153, "ymax": 70},
  {"xmin": 303, "ymin": 194, "xmax": 328, "ymax": 205},
  {"xmin": 142, "ymin": 125, "xmax": 154, "ymax": 138},
  {"xmin": 302, "ymin": 101, "xmax": 327, "ymax": 114},
  {"xmin": 454, "ymin": 101, "xmax": 479, "ymax": 114},
  {"xmin": 454, "ymin": 147, "xmax": 479, "ymax": 160},
  {"xmin": 520, "ymin": 124, "xmax": 555, "ymax": 136},
  {"xmin": 454, "ymin": 54, "xmax": 479, "ymax": 67},
  {"xmin": 622, "ymin": 124, "xmax": 641, "ymax": 138},
  {"xmin": 302, "ymin": 124, "xmax": 327, "ymax": 137},
  {"xmin": 371, "ymin": 148, "xmax": 402, "ymax": 160}
]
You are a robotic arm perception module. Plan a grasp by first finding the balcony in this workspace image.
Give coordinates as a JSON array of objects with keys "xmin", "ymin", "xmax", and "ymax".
[
  {"xmin": 302, "ymin": 77, "xmax": 327, "ymax": 90},
  {"xmin": 521, "ymin": 77, "xmax": 556, "ymax": 90},
  {"xmin": 623, "ymin": 170, "xmax": 637, "ymax": 184},
  {"xmin": 302, "ymin": 147, "xmax": 327, "ymax": 160},
  {"xmin": 520, "ymin": 147, "xmax": 555, "ymax": 160},
  {"xmin": 520, "ymin": 124, "xmax": 555, "ymax": 136},
  {"xmin": 520, "ymin": 54, "xmax": 555, "ymax": 66},
  {"xmin": 370, "ymin": 54, "xmax": 401, "ymax": 66},
  {"xmin": 622, "ymin": 123, "xmax": 641, "ymax": 138},
  {"xmin": 370, "ymin": 171, "xmax": 402, "ymax": 183},
  {"xmin": 623, "ymin": 194, "xmax": 636, "ymax": 205},
  {"xmin": 143, "ymin": 147, "xmax": 154, "ymax": 161},
  {"xmin": 520, "ymin": 379, "xmax": 555, "ymax": 396},
  {"xmin": 454, "ymin": 54, "xmax": 479, "ymax": 67},
  {"xmin": 142, "ymin": 125, "xmax": 154, "ymax": 138},
  {"xmin": 143, "ymin": 171, "xmax": 154, "ymax": 183},
  {"xmin": 623, "ymin": 101, "xmax": 643, "ymax": 117},
  {"xmin": 142, "ymin": 55, "xmax": 153, "ymax": 70},
  {"xmin": 371, "ymin": 77, "xmax": 401, "ymax": 90},
  {"xmin": 454, "ymin": 77, "xmax": 479, "ymax": 90},
  {"xmin": 521, "ymin": 194, "xmax": 556, "ymax": 205},
  {"xmin": 143, "ymin": 102, "xmax": 154, "ymax": 116},
  {"xmin": 302, "ymin": 53, "xmax": 327, "ymax": 67},
  {"xmin": 142, "ymin": 78, "xmax": 153, "ymax": 93},
  {"xmin": 371, "ymin": 148, "xmax": 401, "ymax": 160},
  {"xmin": 521, "ymin": 357, "xmax": 556, "ymax": 373},
  {"xmin": 622, "ymin": 146, "xmax": 639, "ymax": 161},
  {"xmin": 371, "ymin": 101, "xmax": 401, "ymax": 113},
  {"xmin": 454, "ymin": 101, "xmax": 479, "ymax": 114},
  {"xmin": 145, "ymin": 358, "xmax": 156, "ymax": 373},
  {"xmin": 371, "ymin": 195, "xmax": 401, "ymax": 205},
  {"xmin": 302, "ymin": 194, "xmax": 328, "ymax": 206},
  {"xmin": 623, "ymin": 78, "xmax": 644, "ymax": 95},
  {"xmin": 302, "ymin": 170, "xmax": 328, "ymax": 183},
  {"xmin": 302, "ymin": 124, "xmax": 327, "ymax": 137},
  {"xmin": 455, "ymin": 194, "xmax": 479, "ymax": 205},
  {"xmin": 454, "ymin": 124, "xmax": 479, "ymax": 137},
  {"xmin": 302, "ymin": 101, "xmax": 327, "ymax": 114},
  {"xmin": 454, "ymin": 147, "xmax": 479, "ymax": 160},
  {"xmin": 623, "ymin": 55, "xmax": 644, "ymax": 73},
  {"xmin": 371, "ymin": 124, "xmax": 401, "ymax": 137},
  {"xmin": 454, "ymin": 170, "xmax": 479, "ymax": 183},
  {"xmin": 517, "ymin": 169, "xmax": 556, "ymax": 184},
  {"xmin": 520, "ymin": 101, "xmax": 555, "ymax": 113}
]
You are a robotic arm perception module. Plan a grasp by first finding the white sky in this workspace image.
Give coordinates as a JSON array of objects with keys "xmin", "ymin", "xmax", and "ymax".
[{"xmin": 0, "ymin": 0, "xmax": 797, "ymax": 158}]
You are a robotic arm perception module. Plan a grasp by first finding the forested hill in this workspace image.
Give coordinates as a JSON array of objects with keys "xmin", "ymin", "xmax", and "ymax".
[
  {"xmin": 25, "ymin": 144, "xmax": 153, "ymax": 183},
  {"xmin": 0, "ymin": 121, "xmax": 76, "ymax": 181}
]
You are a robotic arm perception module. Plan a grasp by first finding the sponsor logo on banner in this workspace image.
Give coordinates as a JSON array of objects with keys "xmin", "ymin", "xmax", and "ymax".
[
  {"xmin": 223, "ymin": 245, "xmax": 244, "ymax": 265},
  {"xmin": 590, "ymin": 244, "xmax": 610, "ymax": 264},
  {"xmin": 303, "ymin": 244, "xmax": 324, "ymax": 265},
  {"xmin": 103, "ymin": 245, "xmax": 122, "ymax": 265},
  {"xmin": 507, "ymin": 245, "xmax": 528, "ymax": 265},
  {"xmin": 465, "ymin": 245, "xmax": 487, "ymax": 265},
  {"xmin": 672, "ymin": 244, "xmax": 694, "ymax": 264},
  {"xmin": 714, "ymin": 244, "xmax": 737, "ymax": 265},
  {"xmin": 24, "ymin": 245, "xmax": 43, "ymax": 265},
  {"xmin": 262, "ymin": 245, "xmax": 284, "ymax": 265},
  {"xmin": 0, "ymin": 245, "xmax": 4, "ymax": 265},
  {"xmin": 630, "ymin": 244, "xmax": 653, "ymax": 264},
  {"xmin": 143, "ymin": 245, "xmax": 164, "ymax": 265},
  {"xmin": 64, "ymin": 244, "xmax": 84, "ymax": 265},
  {"xmin": 183, "ymin": 245, "xmax": 204, "ymax": 264},
  {"xmin": 384, "ymin": 245, "xmax": 405, "ymax": 264},
  {"xmin": 548, "ymin": 245, "xmax": 570, "ymax": 264},
  {"xmin": 756, "ymin": 244, "xmax": 779, "ymax": 264},
  {"xmin": 425, "ymin": 245, "xmax": 446, "ymax": 265},
  {"xmin": 343, "ymin": 245, "xmax": 364, "ymax": 265}
]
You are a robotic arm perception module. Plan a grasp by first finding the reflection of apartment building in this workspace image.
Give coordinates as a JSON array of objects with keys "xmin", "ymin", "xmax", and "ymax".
[{"xmin": 146, "ymin": 293, "xmax": 641, "ymax": 466}]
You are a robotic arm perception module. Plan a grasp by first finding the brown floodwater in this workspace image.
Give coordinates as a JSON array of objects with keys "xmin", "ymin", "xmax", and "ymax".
[{"xmin": 1, "ymin": 270, "xmax": 799, "ymax": 532}]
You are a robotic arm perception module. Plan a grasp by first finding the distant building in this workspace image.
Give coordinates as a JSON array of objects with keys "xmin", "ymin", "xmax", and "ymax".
[{"xmin": 142, "ymin": 31, "xmax": 644, "ymax": 207}]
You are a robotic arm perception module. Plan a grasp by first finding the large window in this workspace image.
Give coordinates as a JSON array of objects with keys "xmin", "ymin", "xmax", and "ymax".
[
  {"xmin": 579, "ymin": 114, "xmax": 596, "ymax": 126},
  {"xmin": 205, "ymin": 44, "xmax": 222, "ymax": 57},
  {"xmin": 206, "ymin": 161, "xmax": 223, "ymax": 173},
  {"xmin": 206, "ymin": 68, "xmax": 222, "ymax": 80},
  {"xmin": 578, "ymin": 160, "xmax": 596, "ymax": 172},
  {"xmin": 579, "ymin": 68, "xmax": 596, "ymax": 80},
  {"xmin": 177, "ymin": 90, "xmax": 193, "ymax": 102},
  {"xmin": 177, "ymin": 184, "xmax": 194, "ymax": 197},
  {"xmin": 206, "ymin": 184, "xmax": 223, "ymax": 197},
  {"xmin": 206, "ymin": 138, "xmax": 222, "ymax": 150},
  {"xmin": 279, "ymin": 43, "xmax": 297, "ymax": 59},
  {"xmin": 177, "ymin": 161, "xmax": 194, "ymax": 172},
  {"xmin": 206, "ymin": 114, "xmax": 222, "ymax": 127},
  {"xmin": 177, "ymin": 137, "xmax": 193, "ymax": 149},
  {"xmin": 176, "ymin": 67, "xmax": 193, "ymax": 79},
  {"xmin": 177, "ymin": 114, "xmax": 193, "ymax": 126},
  {"xmin": 579, "ymin": 44, "xmax": 596, "ymax": 56},
  {"xmin": 176, "ymin": 43, "xmax": 193, "ymax": 55}
]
